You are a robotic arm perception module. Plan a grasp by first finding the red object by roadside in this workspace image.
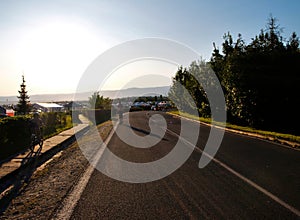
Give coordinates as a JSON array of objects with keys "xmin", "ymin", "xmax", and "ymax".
[{"xmin": 6, "ymin": 109, "xmax": 15, "ymax": 117}]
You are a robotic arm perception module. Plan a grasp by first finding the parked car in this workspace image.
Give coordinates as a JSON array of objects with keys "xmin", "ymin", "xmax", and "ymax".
[{"xmin": 151, "ymin": 105, "xmax": 157, "ymax": 111}]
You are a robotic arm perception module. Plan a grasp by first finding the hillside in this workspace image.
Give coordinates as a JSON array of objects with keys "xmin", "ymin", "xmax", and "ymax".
[{"xmin": 0, "ymin": 86, "xmax": 170, "ymax": 104}]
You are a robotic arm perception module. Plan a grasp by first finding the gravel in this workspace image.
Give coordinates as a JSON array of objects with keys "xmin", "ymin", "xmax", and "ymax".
[{"xmin": 0, "ymin": 121, "xmax": 112, "ymax": 220}]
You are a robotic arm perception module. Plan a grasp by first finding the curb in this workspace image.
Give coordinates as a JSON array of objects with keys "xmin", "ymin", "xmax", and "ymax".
[{"xmin": 0, "ymin": 124, "xmax": 90, "ymax": 194}]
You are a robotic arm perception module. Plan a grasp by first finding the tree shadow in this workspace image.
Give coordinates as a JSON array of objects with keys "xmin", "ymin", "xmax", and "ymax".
[
  {"xmin": 122, "ymin": 124, "xmax": 168, "ymax": 141},
  {"xmin": 0, "ymin": 145, "xmax": 42, "ymax": 215}
]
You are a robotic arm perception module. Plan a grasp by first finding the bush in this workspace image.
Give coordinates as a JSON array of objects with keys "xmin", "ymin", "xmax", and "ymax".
[
  {"xmin": 41, "ymin": 112, "xmax": 71, "ymax": 137},
  {"xmin": 0, "ymin": 112, "xmax": 72, "ymax": 161},
  {"xmin": 0, "ymin": 116, "xmax": 31, "ymax": 161},
  {"xmin": 82, "ymin": 109, "xmax": 111, "ymax": 125}
]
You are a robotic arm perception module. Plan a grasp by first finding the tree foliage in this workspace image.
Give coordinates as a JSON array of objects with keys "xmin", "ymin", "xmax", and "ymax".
[
  {"xmin": 17, "ymin": 75, "xmax": 31, "ymax": 115},
  {"xmin": 170, "ymin": 16, "xmax": 300, "ymax": 135},
  {"xmin": 212, "ymin": 16, "xmax": 300, "ymax": 134},
  {"xmin": 169, "ymin": 60, "xmax": 215, "ymax": 117},
  {"xmin": 0, "ymin": 112, "xmax": 71, "ymax": 160},
  {"xmin": 88, "ymin": 92, "xmax": 112, "ymax": 109}
]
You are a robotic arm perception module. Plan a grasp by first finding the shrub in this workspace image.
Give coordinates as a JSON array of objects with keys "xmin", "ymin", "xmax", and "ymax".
[
  {"xmin": 0, "ymin": 116, "xmax": 31, "ymax": 161},
  {"xmin": 0, "ymin": 112, "xmax": 72, "ymax": 161},
  {"xmin": 82, "ymin": 109, "xmax": 111, "ymax": 125}
]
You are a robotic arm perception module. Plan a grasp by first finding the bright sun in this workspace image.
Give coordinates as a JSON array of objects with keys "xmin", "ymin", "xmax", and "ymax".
[{"xmin": 17, "ymin": 20, "xmax": 106, "ymax": 94}]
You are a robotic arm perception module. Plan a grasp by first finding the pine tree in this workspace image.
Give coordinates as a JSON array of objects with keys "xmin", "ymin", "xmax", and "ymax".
[{"xmin": 17, "ymin": 75, "xmax": 31, "ymax": 115}]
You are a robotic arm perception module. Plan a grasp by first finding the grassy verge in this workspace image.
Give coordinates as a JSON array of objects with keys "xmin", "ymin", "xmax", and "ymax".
[
  {"xmin": 168, "ymin": 110, "xmax": 300, "ymax": 148},
  {"xmin": 97, "ymin": 120, "xmax": 113, "ymax": 138}
]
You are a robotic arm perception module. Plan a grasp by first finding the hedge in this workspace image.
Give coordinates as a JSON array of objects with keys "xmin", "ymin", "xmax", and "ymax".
[
  {"xmin": 0, "ymin": 112, "xmax": 72, "ymax": 161},
  {"xmin": 0, "ymin": 116, "xmax": 31, "ymax": 161},
  {"xmin": 81, "ymin": 109, "xmax": 111, "ymax": 125},
  {"xmin": 41, "ymin": 112, "xmax": 70, "ymax": 138}
]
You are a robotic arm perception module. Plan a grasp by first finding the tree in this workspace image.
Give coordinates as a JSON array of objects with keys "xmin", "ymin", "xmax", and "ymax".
[
  {"xmin": 287, "ymin": 32, "xmax": 299, "ymax": 52},
  {"xmin": 17, "ymin": 75, "xmax": 31, "ymax": 115},
  {"xmin": 88, "ymin": 92, "xmax": 111, "ymax": 109},
  {"xmin": 168, "ymin": 60, "xmax": 213, "ymax": 117},
  {"xmin": 210, "ymin": 15, "xmax": 300, "ymax": 134},
  {"xmin": 169, "ymin": 67, "xmax": 195, "ymax": 113}
]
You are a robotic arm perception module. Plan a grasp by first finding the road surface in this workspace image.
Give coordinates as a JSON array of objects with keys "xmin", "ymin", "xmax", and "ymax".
[{"xmin": 68, "ymin": 111, "xmax": 299, "ymax": 219}]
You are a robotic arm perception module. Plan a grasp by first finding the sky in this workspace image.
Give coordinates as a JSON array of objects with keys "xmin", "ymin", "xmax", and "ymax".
[{"xmin": 0, "ymin": 0, "xmax": 299, "ymax": 96}]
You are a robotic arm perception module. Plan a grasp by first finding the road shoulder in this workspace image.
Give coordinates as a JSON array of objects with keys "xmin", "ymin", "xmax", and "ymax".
[{"xmin": 0, "ymin": 121, "xmax": 112, "ymax": 220}]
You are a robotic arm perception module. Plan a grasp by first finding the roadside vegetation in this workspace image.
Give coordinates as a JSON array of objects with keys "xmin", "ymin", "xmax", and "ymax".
[
  {"xmin": 169, "ymin": 16, "xmax": 300, "ymax": 137},
  {"xmin": 0, "ymin": 74, "xmax": 75, "ymax": 161},
  {"xmin": 169, "ymin": 110, "xmax": 300, "ymax": 148},
  {"xmin": 1, "ymin": 121, "xmax": 113, "ymax": 219},
  {"xmin": 0, "ymin": 112, "xmax": 73, "ymax": 161},
  {"xmin": 41, "ymin": 112, "xmax": 73, "ymax": 139}
]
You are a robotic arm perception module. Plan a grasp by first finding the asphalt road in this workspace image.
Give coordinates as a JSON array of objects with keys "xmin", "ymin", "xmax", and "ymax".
[{"xmin": 69, "ymin": 111, "xmax": 299, "ymax": 219}]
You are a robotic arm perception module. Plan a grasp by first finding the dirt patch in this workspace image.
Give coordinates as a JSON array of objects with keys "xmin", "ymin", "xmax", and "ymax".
[{"xmin": 0, "ymin": 121, "xmax": 112, "ymax": 220}]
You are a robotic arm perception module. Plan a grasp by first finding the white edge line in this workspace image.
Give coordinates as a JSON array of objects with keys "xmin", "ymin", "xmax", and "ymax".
[
  {"xmin": 54, "ymin": 115, "xmax": 300, "ymax": 218},
  {"xmin": 166, "ymin": 128, "xmax": 300, "ymax": 217},
  {"xmin": 53, "ymin": 124, "xmax": 116, "ymax": 220},
  {"xmin": 168, "ymin": 112, "xmax": 300, "ymax": 151}
]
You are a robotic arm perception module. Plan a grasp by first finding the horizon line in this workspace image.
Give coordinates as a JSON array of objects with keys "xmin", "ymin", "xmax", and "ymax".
[{"xmin": 0, "ymin": 85, "xmax": 171, "ymax": 97}]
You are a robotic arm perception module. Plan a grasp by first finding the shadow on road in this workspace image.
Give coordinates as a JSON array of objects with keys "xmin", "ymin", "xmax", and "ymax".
[
  {"xmin": 0, "ymin": 146, "xmax": 42, "ymax": 215},
  {"xmin": 120, "ymin": 124, "xmax": 168, "ymax": 141}
]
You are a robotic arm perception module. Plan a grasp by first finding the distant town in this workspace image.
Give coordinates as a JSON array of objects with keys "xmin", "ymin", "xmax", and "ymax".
[
  {"xmin": 0, "ymin": 85, "xmax": 171, "ymax": 118},
  {"xmin": 0, "ymin": 101, "xmax": 85, "ymax": 117}
]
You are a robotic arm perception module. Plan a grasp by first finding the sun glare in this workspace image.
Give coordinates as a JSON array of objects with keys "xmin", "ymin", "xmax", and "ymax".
[
  {"xmin": 101, "ymin": 59, "xmax": 178, "ymax": 91},
  {"xmin": 17, "ymin": 20, "xmax": 107, "ymax": 94}
]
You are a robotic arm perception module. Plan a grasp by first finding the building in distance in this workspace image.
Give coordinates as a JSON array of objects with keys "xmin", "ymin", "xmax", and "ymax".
[{"xmin": 32, "ymin": 102, "xmax": 63, "ymax": 112}]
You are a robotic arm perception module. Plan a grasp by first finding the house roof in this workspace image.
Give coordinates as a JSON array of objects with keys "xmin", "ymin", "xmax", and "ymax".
[{"xmin": 35, "ymin": 102, "xmax": 63, "ymax": 108}]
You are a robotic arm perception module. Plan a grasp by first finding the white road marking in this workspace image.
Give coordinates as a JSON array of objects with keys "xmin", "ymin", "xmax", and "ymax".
[
  {"xmin": 166, "ymin": 127, "xmax": 300, "ymax": 217},
  {"xmin": 169, "ymin": 112, "xmax": 300, "ymax": 151},
  {"xmin": 52, "ymin": 125, "xmax": 116, "ymax": 220},
  {"xmin": 55, "ymin": 114, "xmax": 300, "ymax": 219}
]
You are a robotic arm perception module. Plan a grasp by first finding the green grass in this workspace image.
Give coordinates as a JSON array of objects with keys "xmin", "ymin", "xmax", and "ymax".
[{"xmin": 168, "ymin": 111, "xmax": 300, "ymax": 146}]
